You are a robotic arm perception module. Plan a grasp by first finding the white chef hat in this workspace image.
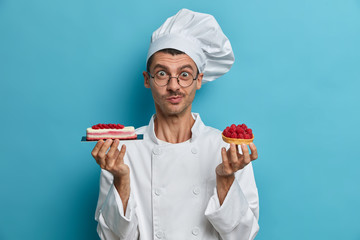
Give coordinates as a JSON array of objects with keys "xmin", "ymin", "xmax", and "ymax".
[{"xmin": 146, "ymin": 8, "xmax": 235, "ymax": 83}]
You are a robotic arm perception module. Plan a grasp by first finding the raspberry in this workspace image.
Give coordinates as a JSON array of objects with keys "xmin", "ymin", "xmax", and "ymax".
[
  {"xmin": 241, "ymin": 124, "xmax": 247, "ymax": 130},
  {"xmin": 230, "ymin": 124, "xmax": 236, "ymax": 132},
  {"xmin": 238, "ymin": 133, "xmax": 244, "ymax": 139},
  {"xmin": 236, "ymin": 126, "xmax": 245, "ymax": 134},
  {"xmin": 223, "ymin": 129, "xmax": 228, "ymax": 136},
  {"xmin": 230, "ymin": 132, "xmax": 237, "ymax": 138},
  {"xmin": 117, "ymin": 124, "xmax": 124, "ymax": 129},
  {"xmin": 244, "ymin": 134, "xmax": 251, "ymax": 139},
  {"xmin": 246, "ymin": 128, "xmax": 252, "ymax": 134}
]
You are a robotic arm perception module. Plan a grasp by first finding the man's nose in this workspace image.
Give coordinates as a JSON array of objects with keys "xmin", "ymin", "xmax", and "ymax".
[{"xmin": 166, "ymin": 77, "xmax": 181, "ymax": 91}]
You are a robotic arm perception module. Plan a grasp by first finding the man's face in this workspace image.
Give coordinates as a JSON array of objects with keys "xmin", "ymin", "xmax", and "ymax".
[{"xmin": 143, "ymin": 52, "xmax": 203, "ymax": 117}]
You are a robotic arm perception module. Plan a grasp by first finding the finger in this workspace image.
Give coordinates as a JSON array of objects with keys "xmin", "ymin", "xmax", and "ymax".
[
  {"xmin": 229, "ymin": 143, "xmax": 238, "ymax": 165},
  {"xmin": 116, "ymin": 144, "xmax": 127, "ymax": 165},
  {"xmin": 105, "ymin": 139, "xmax": 120, "ymax": 169},
  {"xmin": 106, "ymin": 139, "xmax": 120, "ymax": 159},
  {"xmin": 241, "ymin": 144, "xmax": 251, "ymax": 164},
  {"xmin": 112, "ymin": 144, "xmax": 121, "ymax": 161},
  {"xmin": 91, "ymin": 140, "xmax": 104, "ymax": 159},
  {"xmin": 249, "ymin": 142, "xmax": 258, "ymax": 160},
  {"xmin": 98, "ymin": 139, "xmax": 113, "ymax": 158},
  {"xmin": 221, "ymin": 147, "xmax": 231, "ymax": 169},
  {"xmin": 98, "ymin": 139, "xmax": 113, "ymax": 168}
]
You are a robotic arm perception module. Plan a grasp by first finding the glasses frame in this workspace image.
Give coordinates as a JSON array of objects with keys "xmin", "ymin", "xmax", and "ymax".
[{"xmin": 147, "ymin": 70, "xmax": 198, "ymax": 88}]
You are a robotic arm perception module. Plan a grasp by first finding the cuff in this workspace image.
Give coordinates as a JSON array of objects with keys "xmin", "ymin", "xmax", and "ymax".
[
  {"xmin": 99, "ymin": 184, "xmax": 136, "ymax": 238},
  {"xmin": 205, "ymin": 179, "xmax": 249, "ymax": 234}
]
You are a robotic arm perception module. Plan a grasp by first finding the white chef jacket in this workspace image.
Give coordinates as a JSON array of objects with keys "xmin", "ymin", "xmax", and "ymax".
[{"xmin": 95, "ymin": 113, "xmax": 259, "ymax": 240}]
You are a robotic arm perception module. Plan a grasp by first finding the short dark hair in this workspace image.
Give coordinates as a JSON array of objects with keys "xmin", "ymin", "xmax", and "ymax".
[{"xmin": 146, "ymin": 48, "xmax": 185, "ymax": 72}]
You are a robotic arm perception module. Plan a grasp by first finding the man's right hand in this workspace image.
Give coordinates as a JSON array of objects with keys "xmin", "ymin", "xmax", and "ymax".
[
  {"xmin": 91, "ymin": 139, "xmax": 129, "ymax": 178},
  {"xmin": 91, "ymin": 139, "xmax": 130, "ymax": 212}
]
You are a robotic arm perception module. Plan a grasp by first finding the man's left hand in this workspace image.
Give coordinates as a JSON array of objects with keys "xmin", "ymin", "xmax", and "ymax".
[
  {"xmin": 216, "ymin": 142, "xmax": 258, "ymax": 177},
  {"xmin": 215, "ymin": 143, "xmax": 258, "ymax": 205}
]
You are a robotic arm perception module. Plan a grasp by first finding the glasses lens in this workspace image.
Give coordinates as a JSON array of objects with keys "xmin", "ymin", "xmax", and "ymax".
[
  {"xmin": 178, "ymin": 71, "xmax": 194, "ymax": 87},
  {"xmin": 154, "ymin": 71, "xmax": 169, "ymax": 86}
]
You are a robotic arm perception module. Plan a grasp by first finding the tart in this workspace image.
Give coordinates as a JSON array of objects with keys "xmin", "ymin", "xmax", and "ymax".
[{"xmin": 222, "ymin": 123, "xmax": 254, "ymax": 145}]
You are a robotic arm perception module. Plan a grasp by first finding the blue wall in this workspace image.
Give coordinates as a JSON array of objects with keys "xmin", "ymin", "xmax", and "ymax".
[{"xmin": 1, "ymin": 0, "xmax": 360, "ymax": 239}]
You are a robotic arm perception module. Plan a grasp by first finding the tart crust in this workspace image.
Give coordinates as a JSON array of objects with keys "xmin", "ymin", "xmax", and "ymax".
[{"xmin": 222, "ymin": 134, "xmax": 254, "ymax": 145}]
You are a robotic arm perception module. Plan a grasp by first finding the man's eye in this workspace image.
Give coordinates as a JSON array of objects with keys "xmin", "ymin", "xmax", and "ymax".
[
  {"xmin": 181, "ymin": 72, "xmax": 189, "ymax": 77},
  {"xmin": 156, "ymin": 71, "xmax": 167, "ymax": 77}
]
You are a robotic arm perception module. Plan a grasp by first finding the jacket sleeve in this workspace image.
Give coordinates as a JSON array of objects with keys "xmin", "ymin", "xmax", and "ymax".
[
  {"xmin": 205, "ymin": 162, "xmax": 260, "ymax": 240},
  {"xmin": 95, "ymin": 169, "xmax": 139, "ymax": 240}
]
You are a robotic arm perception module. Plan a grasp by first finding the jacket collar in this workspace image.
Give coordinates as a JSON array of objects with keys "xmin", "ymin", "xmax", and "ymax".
[{"xmin": 147, "ymin": 112, "xmax": 205, "ymax": 145}]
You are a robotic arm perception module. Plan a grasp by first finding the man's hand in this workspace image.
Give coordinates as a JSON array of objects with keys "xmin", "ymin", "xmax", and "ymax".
[
  {"xmin": 91, "ymin": 139, "xmax": 130, "ymax": 212},
  {"xmin": 217, "ymin": 143, "xmax": 258, "ymax": 177},
  {"xmin": 216, "ymin": 142, "xmax": 258, "ymax": 205},
  {"xmin": 91, "ymin": 139, "xmax": 129, "ymax": 178}
]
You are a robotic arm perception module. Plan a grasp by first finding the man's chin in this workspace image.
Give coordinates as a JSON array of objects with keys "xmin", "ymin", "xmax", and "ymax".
[
  {"xmin": 164, "ymin": 105, "xmax": 188, "ymax": 116},
  {"xmin": 155, "ymin": 101, "xmax": 192, "ymax": 116}
]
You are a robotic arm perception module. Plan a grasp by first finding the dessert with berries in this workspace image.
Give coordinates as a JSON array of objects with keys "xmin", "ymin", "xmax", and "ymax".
[
  {"xmin": 222, "ymin": 123, "xmax": 254, "ymax": 145},
  {"xmin": 86, "ymin": 123, "xmax": 137, "ymax": 141}
]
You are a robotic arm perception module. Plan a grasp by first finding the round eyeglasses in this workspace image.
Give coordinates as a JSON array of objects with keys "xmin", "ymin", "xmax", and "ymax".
[{"xmin": 148, "ymin": 70, "xmax": 198, "ymax": 88}]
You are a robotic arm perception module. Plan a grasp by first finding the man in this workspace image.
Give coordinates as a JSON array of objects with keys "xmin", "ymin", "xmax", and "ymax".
[{"xmin": 92, "ymin": 9, "xmax": 259, "ymax": 240}]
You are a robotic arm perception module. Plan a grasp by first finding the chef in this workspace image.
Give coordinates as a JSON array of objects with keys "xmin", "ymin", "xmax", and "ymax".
[{"xmin": 91, "ymin": 9, "xmax": 259, "ymax": 240}]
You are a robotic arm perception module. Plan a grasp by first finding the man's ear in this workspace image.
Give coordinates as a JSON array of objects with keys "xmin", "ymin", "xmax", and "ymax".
[
  {"xmin": 196, "ymin": 73, "xmax": 203, "ymax": 90},
  {"xmin": 143, "ymin": 71, "xmax": 150, "ymax": 88}
]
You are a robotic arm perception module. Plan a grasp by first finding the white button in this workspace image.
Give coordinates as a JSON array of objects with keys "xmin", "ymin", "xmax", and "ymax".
[
  {"xmin": 191, "ymin": 147, "xmax": 197, "ymax": 154},
  {"xmin": 155, "ymin": 188, "xmax": 161, "ymax": 196},
  {"xmin": 156, "ymin": 231, "xmax": 164, "ymax": 239},
  {"xmin": 153, "ymin": 148, "xmax": 161, "ymax": 155},
  {"xmin": 192, "ymin": 227, "xmax": 200, "ymax": 236},
  {"xmin": 193, "ymin": 187, "xmax": 200, "ymax": 195}
]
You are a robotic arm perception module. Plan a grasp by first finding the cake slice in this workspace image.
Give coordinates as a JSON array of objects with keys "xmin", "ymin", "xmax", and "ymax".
[{"xmin": 86, "ymin": 123, "xmax": 137, "ymax": 141}]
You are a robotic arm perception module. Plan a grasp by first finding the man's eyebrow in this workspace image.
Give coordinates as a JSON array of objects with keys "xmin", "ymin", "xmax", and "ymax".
[
  {"xmin": 152, "ymin": 64, "xmax": 169, "ymax": 71},
  {"xmin": 179, "ymin": 64, "xmax": 195, "ymax": 71},
  {"xmin": 152, "ymin": 64, "xmax": 195, "ymax": 71}
]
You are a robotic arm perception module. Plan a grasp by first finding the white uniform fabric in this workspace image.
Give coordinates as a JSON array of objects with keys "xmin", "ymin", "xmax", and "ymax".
[
  {"xmin": 95, "ymin": 113, "xmax": 259, "ymax": 240},
  {"xmin": 147, "ymin": 9, "xmax": 235, "ymax": 83}
]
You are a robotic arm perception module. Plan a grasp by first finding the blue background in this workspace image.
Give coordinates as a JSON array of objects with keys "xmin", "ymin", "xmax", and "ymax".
[{"xmin": 1, "ymin": 0, "xmax": 360, "ymax": 239}]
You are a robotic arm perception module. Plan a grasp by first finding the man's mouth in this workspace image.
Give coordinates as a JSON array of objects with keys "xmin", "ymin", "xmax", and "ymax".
[{"xmin": 166, "ymin": 95, "xmax": 183, "ymax": 104}]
